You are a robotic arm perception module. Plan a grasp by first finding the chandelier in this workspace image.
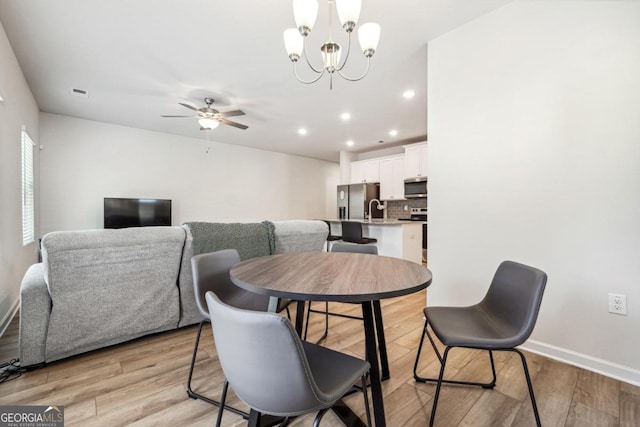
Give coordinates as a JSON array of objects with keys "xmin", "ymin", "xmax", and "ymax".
[{"xmin": 283, "ymin": 0, "xmax": 381, "ymax": 90}]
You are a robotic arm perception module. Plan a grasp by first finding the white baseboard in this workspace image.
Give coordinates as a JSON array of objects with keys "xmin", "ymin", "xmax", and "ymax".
[
  {"xmin": 521, "ymin": 339, "xmax": 640, "ymax": 387},
  {"xmin": 0, "ymin": 299, "xmax": 19, "ymax": 339}
]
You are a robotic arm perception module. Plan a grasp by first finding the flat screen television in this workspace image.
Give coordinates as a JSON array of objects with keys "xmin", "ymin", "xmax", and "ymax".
[{"xmin": 104, "ymin": 198, "xmax": 172, "ymax": 229}]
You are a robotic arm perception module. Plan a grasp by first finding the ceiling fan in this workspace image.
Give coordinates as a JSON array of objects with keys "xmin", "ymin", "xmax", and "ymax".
[{"xmin": 161, "ymin": 97, "xmax": 248, "ymax": 130}]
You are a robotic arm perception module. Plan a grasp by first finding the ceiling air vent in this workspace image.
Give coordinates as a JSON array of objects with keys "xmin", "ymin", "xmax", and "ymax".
[{"xmin": 70, "ymin": 88, "xmax": 89, "ymax": 98}]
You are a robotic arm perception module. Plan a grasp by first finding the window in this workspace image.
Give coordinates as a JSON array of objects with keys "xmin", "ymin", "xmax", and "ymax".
[{"xmin": 22, "ymin": 128, "xmax": 35, "ymax": 246}]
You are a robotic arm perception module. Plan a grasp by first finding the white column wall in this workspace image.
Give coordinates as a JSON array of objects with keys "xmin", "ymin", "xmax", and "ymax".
[{"xmin": 428, "ymin": 1, "xmax": 640, "ymax": 383}]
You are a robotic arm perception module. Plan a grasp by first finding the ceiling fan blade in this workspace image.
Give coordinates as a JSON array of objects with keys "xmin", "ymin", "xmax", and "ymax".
[
  {"xmin": 161, "ymin": 115, "xmax": 196, "ymax": 118},
  {"xmin": 178, "ymin": 102, "xmax": 199, "ymax": 111},
  {"xmin": 218, "ymin": 110, "xmax": 245, "ymax": 118},
  {"xmin": 220, "ymin": 118, "xmax": 248, "ymax": 130}
]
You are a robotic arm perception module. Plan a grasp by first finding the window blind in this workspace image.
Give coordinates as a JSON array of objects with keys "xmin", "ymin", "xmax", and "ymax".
[{"xmin": 22, "ymin": 129, "xmax": 35, "ymax": 246}]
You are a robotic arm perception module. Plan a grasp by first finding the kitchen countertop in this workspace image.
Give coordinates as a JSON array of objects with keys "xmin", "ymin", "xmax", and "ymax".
[{"xmin": 325, "ymin": 219, "xmax": 427, "ymax": 225}]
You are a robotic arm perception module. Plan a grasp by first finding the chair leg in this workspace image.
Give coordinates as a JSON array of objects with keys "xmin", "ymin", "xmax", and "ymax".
[
  {"xmin": 304, "ymin": 301, "xmax": 312, "ymax": 340},
  {"xmin": 361, "ymin": 374, "xmax": 372, "ymax": 427},
  {"xmin": 414, "ymin": 320, "xmax": 496, "ymax": 389},
  {"xmin": 323, "ymin": 301, "xmax": 329, "ymax": 340},
  {"xmin": 429, "ymin": 346, "xmax": 452, "ymax": 427},
  {"xmin": 312, "ymin": 408, "xmax": 330, "ymax": 427},
  {"xmin": 514, "ymin": 349, "xmax": 542, "ymax": 427},
  {"xmin": 303, "ymin": 301, "xmax": 329, "ymax": 342},
  {"xmin": 215, "ymin": 380, "xmax": 229, "ymax": 427},
  {"xmin": 187, "ymin": 319, "xmax": 249, "ymax": 419},
  {"xmin": 187, "ymin": 319, "xmax": 205, "ymax": 399},
  {"xmin": 485, "ymin": 350, "xmax": 497, "ymax": 389},
  {"xmin": 413, "ymin": 320, "xmax": 429, "ymax": 380}
]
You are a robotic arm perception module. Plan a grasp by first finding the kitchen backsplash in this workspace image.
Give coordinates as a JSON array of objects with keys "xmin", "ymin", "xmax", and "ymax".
[{"xmin": 385, "ymin": 198, "xmax": 427, "ymax": 219}]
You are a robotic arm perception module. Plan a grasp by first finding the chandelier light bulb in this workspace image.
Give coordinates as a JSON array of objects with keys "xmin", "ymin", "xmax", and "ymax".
[
  {"xmin": 293, "ymin": 0, "xmax": 318, "ymax": 36},
  {"xmin": 284, "ymin": 28, "xmax": 304, "ymax": 61},
  {"xmin": 335, "ymin": 0, "xmax": 361, "ymax": 31},
  {"xmin": 358, "ymin": 23, "xmax": 380, "ymax": 57}
]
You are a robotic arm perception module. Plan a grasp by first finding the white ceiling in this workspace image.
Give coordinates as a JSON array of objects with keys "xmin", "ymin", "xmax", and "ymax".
[{"xmin": 0, "ymin": 0, "xmax": 511, "ymax": 162}]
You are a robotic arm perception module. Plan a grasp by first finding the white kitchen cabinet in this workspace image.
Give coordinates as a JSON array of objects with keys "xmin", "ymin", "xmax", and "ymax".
[
  {"xmin": 379, "ymin": 156, "xmax": 406, "ymax": 200},
  {"xmin": 350, "ymin": 159, "xmax": 380, "ymax": 184},
  {"xmin": 404, "ymin": 143, "xmax": 428, "ymax": 179}
]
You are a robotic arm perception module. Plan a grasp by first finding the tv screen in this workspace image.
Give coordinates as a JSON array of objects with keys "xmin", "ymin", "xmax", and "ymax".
[{"xmin": 104, "ymin": 198, "xmax": 172, "ymax": 229}]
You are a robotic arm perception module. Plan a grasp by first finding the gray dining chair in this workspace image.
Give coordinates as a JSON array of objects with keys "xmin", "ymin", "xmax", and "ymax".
[
  {"xmin": 205, "ymin": 291, "xmax": 372, "ymax": 427},
  {"xmin": 304, "ymin": 243, "xmax": 378, "ymax": 342},
  {"xmin": 413, "ymin": 260, "xmax": 547, "ymax": 427},
  {"xmin": 187, "ymin": 249, "xmax": 290, "ymax": 418}
]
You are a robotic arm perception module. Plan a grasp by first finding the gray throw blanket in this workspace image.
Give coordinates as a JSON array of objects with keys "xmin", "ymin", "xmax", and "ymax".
[{"xmin": 185, "ymin": 221, "xmax": 275, "ymax": 260}]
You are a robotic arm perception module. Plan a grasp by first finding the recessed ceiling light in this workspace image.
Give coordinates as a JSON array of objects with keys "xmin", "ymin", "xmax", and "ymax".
[
  {"xmin": 389, "ymin": 129, "xmax": 398, "ymax": 137},
  {"xmin": 340, "ymin": 112, "xmax": 351, "ymax": 121},
  {"xmin": 403, "ymin": 89, "xmax": 415, "ymax": 99},
  {"xmin": 298, "ymin": 128, "xmax": 308, "ymax": 136},
  {"xmin": 346, "ymin": 140, "xmax": 355, "ymax": 147}
]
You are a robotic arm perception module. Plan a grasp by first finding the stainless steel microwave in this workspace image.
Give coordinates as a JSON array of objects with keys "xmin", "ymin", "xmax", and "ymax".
[{"xmin": 404, "ymin": 177, "xmax": 427, "ymax": 198}]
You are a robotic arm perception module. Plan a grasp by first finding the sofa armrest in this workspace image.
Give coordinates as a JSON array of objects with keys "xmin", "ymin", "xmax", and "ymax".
[
  {"xmin": 178, "ymin": 225, "xmax": 201, "ymax": 327},
  {"xmin": 19, "ymin": 263, "xmax": 51, "ymax": 367}
]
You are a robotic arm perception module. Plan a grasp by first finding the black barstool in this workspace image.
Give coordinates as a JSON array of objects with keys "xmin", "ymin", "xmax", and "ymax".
[
  {"xmin": 341, "ymin": 221, "xmax": 377, "ymax": 245},
  {"xmin": 323, "ymin": 220, "xmax": 342, "ymax": 251}
]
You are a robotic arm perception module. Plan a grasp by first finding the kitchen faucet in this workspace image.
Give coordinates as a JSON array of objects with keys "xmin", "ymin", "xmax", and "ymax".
[{"xmin": 368, "ymin": 199, "xmax": 385, "ymax": 221}]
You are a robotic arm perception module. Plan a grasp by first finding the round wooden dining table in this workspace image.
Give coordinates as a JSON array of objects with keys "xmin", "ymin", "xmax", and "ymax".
[{"xmin": 230, "ymin": 251, "xmax": 432, "ymax": 427}]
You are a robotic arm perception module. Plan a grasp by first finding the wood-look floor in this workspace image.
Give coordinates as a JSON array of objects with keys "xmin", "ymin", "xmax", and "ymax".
[{"xmin": 1, "ymin": 292, "xmax": 639, "ymax": 426}]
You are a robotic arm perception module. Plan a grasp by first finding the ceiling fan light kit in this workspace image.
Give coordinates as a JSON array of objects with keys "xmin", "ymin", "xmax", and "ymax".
[
  {"xmin": 161, "ymin": 97, "xmax": 248, "ymax": 131},
  {"xmin": 198, "ymin": 118, "xmax": 219, "ymax": 130},
  {"xmin": 283, "ymin": 0, "xmax": 380, "ymax": 89}
]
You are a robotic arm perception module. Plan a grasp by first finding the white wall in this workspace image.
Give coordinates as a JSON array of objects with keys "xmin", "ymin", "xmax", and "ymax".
[
  {"xmin": 0, "ymin": 21, "xmax": 40, "ymax": 332},
  {"xmin": 428, "ymin": 1, "xmax": 640, "ymax": 384},
  {"xmin": 39, "ymin": 113, "xmax": 339, "ymax": 233}
]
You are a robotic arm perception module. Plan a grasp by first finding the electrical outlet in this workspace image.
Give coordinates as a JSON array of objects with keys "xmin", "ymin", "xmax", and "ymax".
[
  {"xmin": 608, "ymin": 293, "xmax": 627, "ymax": 315},
  {"xmin": 404, "ymin": 205, "xmax": 408, "ymax": 211}
]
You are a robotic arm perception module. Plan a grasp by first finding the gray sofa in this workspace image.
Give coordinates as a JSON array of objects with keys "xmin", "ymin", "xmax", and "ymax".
[{"xmin": 19, "ymin": 220, "xmax": 328, "ymax": 367}]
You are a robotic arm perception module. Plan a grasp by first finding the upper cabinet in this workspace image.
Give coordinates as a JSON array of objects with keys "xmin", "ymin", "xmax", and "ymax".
[
  {"xmin": 404, "ymin": 142, "xmax": 428, "ymax": 179},
  {"xmin": 379, "ymin": 156, "xmax": 406, "ymax": 200},
  {"xmin": 350, "ymin": 159, "xmax": 380, "ymax": 184}
]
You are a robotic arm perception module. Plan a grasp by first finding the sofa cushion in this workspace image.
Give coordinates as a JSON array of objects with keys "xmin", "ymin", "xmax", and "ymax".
[
  {"xmin": 42, "ymin": 226, "xmax": 185, "ymax": 362},
  {"xmin": 184, "ymin": 221, "xmax": 274, "ymax": 260},
  {"xmin": 272, "ymin": 220, "xmax": 328, "ymax": 254}
]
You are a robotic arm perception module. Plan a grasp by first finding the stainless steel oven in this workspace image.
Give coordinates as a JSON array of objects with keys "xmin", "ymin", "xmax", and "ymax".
[{"xmin": 404, "ymin": 177, "xmax": 427, "ymax": 198}]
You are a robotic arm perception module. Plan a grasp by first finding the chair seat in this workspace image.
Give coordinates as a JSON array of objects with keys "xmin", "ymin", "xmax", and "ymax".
[
  {"xmin": 357, "ymin": 237, "xmax": 377, "ymax": 244},
  {"xmin": 302, "ymin": 341, "xmax": 370, "ymax": 404},
  {"xmin": 425, "ymin": 306, "xmax": 524, "ymax": 349},
  {"xmin": 221, "ymin": 292, "xmax": 290, "ymax": 314},
  {"xmin": 340, "ymin": 221, "xmax": 378, "ymax": 245}
]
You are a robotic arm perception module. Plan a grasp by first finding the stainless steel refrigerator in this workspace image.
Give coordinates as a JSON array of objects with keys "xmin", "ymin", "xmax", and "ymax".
[{"xmin": 337, "ymin": 183, "xmax": 382, "ymax": 220}]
